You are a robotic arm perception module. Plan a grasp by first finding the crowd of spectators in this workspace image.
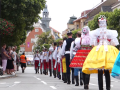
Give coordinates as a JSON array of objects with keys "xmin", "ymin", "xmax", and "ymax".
[{"xmin": 0, "ymin": 44, "xmax": 20, "ymax": 75}]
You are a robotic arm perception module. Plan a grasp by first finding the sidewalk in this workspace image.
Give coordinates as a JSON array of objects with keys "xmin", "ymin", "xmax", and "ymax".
[{"xmin": 0, "ymin": 74, "xmax": 16, "ymax": 79}]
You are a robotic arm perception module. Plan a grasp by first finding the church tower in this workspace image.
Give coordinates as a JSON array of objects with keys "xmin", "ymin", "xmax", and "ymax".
[{"xmin": 41, "ymin": 4, "xmax": 51, "ymax": 31}]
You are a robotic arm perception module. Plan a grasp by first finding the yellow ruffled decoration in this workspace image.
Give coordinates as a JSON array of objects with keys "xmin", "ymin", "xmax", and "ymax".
[
  {"xmin": 82, "ymin": 45, "xmax": 119, "ymax": 74},
  {"xmin": 62, "ymin": 57, "xmax": 67, "ymax": 73}
]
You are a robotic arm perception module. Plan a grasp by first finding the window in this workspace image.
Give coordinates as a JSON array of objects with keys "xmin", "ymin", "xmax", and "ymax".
[
  {"xmin": 77, "ymin": 25, "xmax": 79, "ymax": 29},
  {"xmin": 35, "ymin": 29, "xmax": 39, "ymax": 32},
  {"xmin": 31, "ymin": 38, "xmax": 35, "ymax": 43},
  {"xmin": 35, "ymin": 35, "xmax": 38, "ymax": 38}
]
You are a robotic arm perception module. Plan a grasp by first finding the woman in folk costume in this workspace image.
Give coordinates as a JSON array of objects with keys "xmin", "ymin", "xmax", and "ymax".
[
  {"xmin": 48, "ymin": 44, "xmax": 54, "ymax": 77},
  {"xmin": 52, "ymin": 42, "xmax": 57, "ymax": 78},
  {"xmin": 33, "ymin": 51, "xmax": 40, "ymax": 74},
  {"xmin": 70, "ymin": 26, "xmax": 91, "ymax": 89},
  {"xmin": 82, "ymin": 15, "xmax": 119, "ymax": 90},
  {"xmin": 57, "ymin": 40, "xmax": 63, "ymax": 80}
]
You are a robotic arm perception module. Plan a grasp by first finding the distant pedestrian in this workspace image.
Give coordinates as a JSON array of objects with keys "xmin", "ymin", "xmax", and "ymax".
[{"xmin": 20, "ymin": 53, "xmax": 27, "ymax": 73}]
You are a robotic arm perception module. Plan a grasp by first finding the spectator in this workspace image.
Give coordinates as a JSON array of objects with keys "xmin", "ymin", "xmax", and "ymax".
[
  {"xmin": 13, "ymin": 47, "xmax": 17, "ymax": 71},
  {"xmin": 6, "ymin": 46, "xmax": 14, "ymax": 75},
  {"xmin": 1, "ymin": 44, "xmax": 10, "ymax": 74}
]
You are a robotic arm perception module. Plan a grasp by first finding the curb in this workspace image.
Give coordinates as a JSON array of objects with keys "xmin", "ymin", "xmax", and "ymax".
[{"xmin": 0, "ymin": 75, "xmax": 17, "ymax": 79}]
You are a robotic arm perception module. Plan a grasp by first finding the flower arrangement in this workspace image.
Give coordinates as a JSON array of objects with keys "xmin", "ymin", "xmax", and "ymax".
[{"xmin": 0, "ymin": 18, "xmax": 14, "ymax": 35}]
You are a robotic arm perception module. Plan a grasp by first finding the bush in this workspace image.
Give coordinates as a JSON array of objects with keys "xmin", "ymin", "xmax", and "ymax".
[{"xmin": 0, "ymin": 18, "xmax": 14, "ymax": 35}]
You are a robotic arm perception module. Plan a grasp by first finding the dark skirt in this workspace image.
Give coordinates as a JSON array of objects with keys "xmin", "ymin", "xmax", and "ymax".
[{"xmin": 6, "ymin": 59, "xmax": 14, "ymax": 69}]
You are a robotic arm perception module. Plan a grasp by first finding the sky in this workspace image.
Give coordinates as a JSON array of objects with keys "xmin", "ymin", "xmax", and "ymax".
[{"xmin": 40, "ymin": 0, "xmax": 102, "ymax": 34}]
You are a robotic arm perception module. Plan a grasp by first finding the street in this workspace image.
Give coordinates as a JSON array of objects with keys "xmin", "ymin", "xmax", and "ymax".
[{"xmin": 0, "ymin": 67, "xmax": 119, "ymax": 90}]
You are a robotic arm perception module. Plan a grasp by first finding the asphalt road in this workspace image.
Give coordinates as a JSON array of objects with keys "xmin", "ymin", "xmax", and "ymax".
[{"xmin": 0, "ymin": 67, "xmax": 120, "ymax": 90}]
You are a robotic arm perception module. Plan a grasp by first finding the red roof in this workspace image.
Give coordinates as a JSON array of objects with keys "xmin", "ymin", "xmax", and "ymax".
[{"xmin": 50, "ymin": 27, "xmax": 60, "ymax": 34}]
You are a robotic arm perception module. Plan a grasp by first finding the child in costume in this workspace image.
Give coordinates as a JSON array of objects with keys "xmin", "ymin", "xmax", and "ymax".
[
  {"xmin": 70, "ymin": 26, "xmax": 91, "ymax": 89},
  {"xmin": 82, "ymin": 15, "xmax": 119, "ymax": 90}
]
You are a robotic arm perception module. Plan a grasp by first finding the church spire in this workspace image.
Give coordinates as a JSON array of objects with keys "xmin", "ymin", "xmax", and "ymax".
[
  {"xmin": 43, "ymin": 4, "xmax": 49, "ymax": 18},
  {"xmin": 41, "ymin": 4, "xmax": 51, "ymax": 31}
]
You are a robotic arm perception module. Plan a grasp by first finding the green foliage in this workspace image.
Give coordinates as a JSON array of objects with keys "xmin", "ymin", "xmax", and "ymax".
[
  {"xmin": 37, "ymin": 31, "xmax": 54, "ymax": 45},
  {"xmin": 34, "ymin": 31, "xmax": 54, "ymax": 52},
  {"xmin": 55, "ymin": 38, "xmax": 63, "ymax": 46},
  {"xmin": 1, "ymin": 0, "xmax": 46, "ymax": 46},
  {"xmin": 72, "ymin": 29, "xmax": 81, "ymax": 39},
  {"xmin": 16, "ymin": 45, "xmax": 20, "ymax": 54},
  {"xmin": 107, "ymin": 9, "xmax": 120, "ymax": 37},
  {"xmin": 88, "ymin": 12, "xmax": 111, "ymax": 30}
]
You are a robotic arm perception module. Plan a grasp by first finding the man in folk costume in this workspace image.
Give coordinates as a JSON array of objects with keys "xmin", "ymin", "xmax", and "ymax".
[
  {"xmin": 57, "ymin": 40, "xmax": 63, "ymax": 79},
  {"xmin": 61, "ymin": 37, "xmax": 67, "ymax": 83},
  {"xmin": 43, "ymin": 48, "xmax": 48, "ymax": 75},
  {"xmin": 33, "ymin": 51, "xmax": 40, "ymax": 74},
  {"xmin": 48, "ymin": 44, "xmax": 54, "ymax": 77},
  {"xmin": 40, "ymin": 49, "xmax": 45, "ymax": 74},
  {"xmin": 61, "ymin": 31, "xmax": 74, "ymax": 84},
  {"xmin": 82, "ymin": 15, "xmax": 119, "ymax": 90},
  {"xmin": 52, "ymin": 42, "xmax": 57, "ymax": 78},
  {"xmin": 70, "ymin": 27, "xmax": 91, "ymax": 89},
  {"xmin": 70, "ymin": 31, "xmax": 83, "ymax": 86}
]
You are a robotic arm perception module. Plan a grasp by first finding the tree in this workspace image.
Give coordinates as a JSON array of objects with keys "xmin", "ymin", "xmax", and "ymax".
[
  {"xmin": 55, "ymin": 38, "xmax": 63, "ymax": 45},
  {"xmin": 72, "ymin": 29, "xmax": 81, "ymax": 39},
  {"xmin": 88, "ymin": 11, "xmax": 111, "ymax": 30},
  {"xmin": 34, "ymin": 31, "xmax": 54, "ymax": 52},
  {"xmin": 1, "ymin": 0, "xmax": 46, "ymax": 46},
  {"xmin": 107, "ymin": 9, "xmax": 120, "ymax": 37}
]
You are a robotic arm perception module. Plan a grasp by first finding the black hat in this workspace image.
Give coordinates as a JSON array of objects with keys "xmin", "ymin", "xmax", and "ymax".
[{"xmin": 67, "ymin": 31, "xmax": 72, "ymax": 35}]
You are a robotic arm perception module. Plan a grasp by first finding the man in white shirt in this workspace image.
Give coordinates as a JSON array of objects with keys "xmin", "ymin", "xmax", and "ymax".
[
  {"xmin": 70, "ymin": 31, "xmax": 83, "ymax": 86},
  {"xmin": 43, "ymin": 48, "xmax": 48, "ymax": 75},
  {"xmin": 40, "ymin": 49, "xmax": 44, "ymax": 74},
  {"xmin": 52, "ymin": 42, "xmax": 57, "ymax": 78},
  {"xmin": 61, "ymin": 31, "xmax": 74, "ymax": 84},
  {"xmin": 57, "ymin": 40, "xmax": 63, "ymax": 80},
  {"xmin": 48, "ymin": 44, "xmax": 54, "ymax": 77},
  {"xmin": 33, "ymin": 51, "xmax": 40, "ymax": 74}
]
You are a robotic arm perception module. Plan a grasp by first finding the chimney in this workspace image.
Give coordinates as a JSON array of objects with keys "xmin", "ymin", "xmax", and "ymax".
[{"xmin": 101, "ymin": 0, "xmax": 104, "ymax": 2}]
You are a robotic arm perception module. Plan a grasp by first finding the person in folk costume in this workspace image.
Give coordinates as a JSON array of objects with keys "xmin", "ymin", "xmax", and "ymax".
[
  {"xmin": 82, "ymin": 15, "xmax": 119, "ymax": 90},
  {"xmin": 43, "ymin": 48, "xmax": 49, "ymax": 75},
  {"xmin": 112, "ymin": 51, "xmax": 120, "ymax": 79},
  {"xmin": 33, "ymin": 51, "xmax": 40, "ymax": 74},
  {"xmin": 57, "ymin": 40, "xmax": 63, "ymax": 79},
  {"xmin": 48, "ymin": 44, "xmax": 54, "ymax": 77},
  {"xmin": 70, "ymin": 27, "xmax": 92, "ymax": 89},
  {"xmin": 69, "ymin": 31, "xmax": 83, "ymax": 86},
  {"xmin": 40, "ymin": 49, "xmax": 45, "ymax": 74},
  {"xmin": 61, "ymin": 31, "xmax": 74, "ymax": 84},
  {"xmin": 61, "ymin": 37, "xmax": 67, "ymax": 83},
  {"xmin": 52, "ymin": 42, "xmax": 57, "ymax": 78}
]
